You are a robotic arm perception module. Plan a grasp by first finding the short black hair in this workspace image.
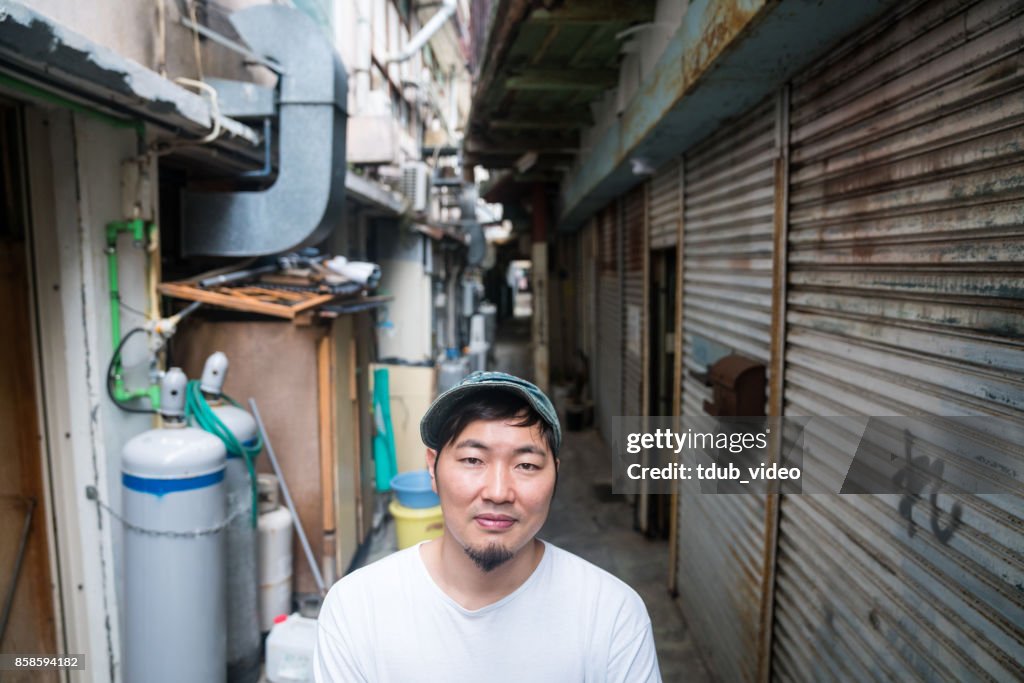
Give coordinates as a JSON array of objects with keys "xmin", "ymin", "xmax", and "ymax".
[{"xmin": 434, "ymin": 388, "xmax": 559, "ymax": 458}]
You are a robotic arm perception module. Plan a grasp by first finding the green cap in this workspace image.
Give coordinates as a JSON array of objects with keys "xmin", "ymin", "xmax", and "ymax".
[{"xmin": 420, "ymin": 371, "xmax": 562, "ymax": 453}]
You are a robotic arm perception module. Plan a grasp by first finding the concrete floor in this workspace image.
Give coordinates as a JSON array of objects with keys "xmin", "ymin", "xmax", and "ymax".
[{"xmin": 356, "ymin": 315, "xmax": 714, "ymax": 681}]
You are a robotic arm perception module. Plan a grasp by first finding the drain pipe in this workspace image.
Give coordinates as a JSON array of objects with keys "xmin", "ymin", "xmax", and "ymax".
[
  {"xmin": 386, "ymin": 0, "xmax": 456, "ymax": 63},
  {"xmin": 352, "ymin": 0, "xmax": 371, "ymax": 113}
]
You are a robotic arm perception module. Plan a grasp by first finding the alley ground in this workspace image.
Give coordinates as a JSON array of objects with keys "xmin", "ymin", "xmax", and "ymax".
[{"xmin": 357, "ymin": 315, "xmax": 714, "ymax": 681}]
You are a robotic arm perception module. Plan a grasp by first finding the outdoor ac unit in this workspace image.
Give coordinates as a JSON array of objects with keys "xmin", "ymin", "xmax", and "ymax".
[{"xmin": 401, "ymin": 161, "xmax": 430, "ymax": 213}]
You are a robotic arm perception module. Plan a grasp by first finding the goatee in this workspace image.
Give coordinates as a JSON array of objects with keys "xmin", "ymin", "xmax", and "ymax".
[{"xmin": 464, "ymin": 542, "xmax": 514, "ymax": 572}]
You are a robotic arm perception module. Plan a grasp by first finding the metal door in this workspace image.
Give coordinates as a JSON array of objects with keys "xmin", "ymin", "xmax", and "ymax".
[
  {"xmin": 676, "ymin": 95, "xmax": 779, "ymax": 683},
  {"xmin": 649, "ymin": 159, "xmax": 681, "ymax": 249},
  {"xmin": 596, "ymin": 203, "xmax": 623, "ymax": 443},
  {"xmin": 774, "ymin": 0, "xmax": 1024, "ymax": 679},
  {"xmin": 623, "ymin": 186, "xmax": 646, "ymax": 418}
]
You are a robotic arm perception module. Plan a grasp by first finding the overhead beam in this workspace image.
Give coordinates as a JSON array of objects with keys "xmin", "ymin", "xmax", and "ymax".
[
  {"xmin": 477, "ymin": 133, "xmax": 577, "ymax": 149},
  {"xmin": 506, "ymin": 68, "xmax": 618, "ymax": 91},
  {"xmin": 557, "ymin": 0, "xmax": 903, "ymax": 231},
  {"xmin": 488, "ymin": 117, "xmax": 591, "ymax": 131},
  {"xmin": 530, "ymin": 25, "xmax": 561, "ymax": 65},
  {"xmin": 528, "ymin": 0, "xmax": 656, "ymax": 24}
]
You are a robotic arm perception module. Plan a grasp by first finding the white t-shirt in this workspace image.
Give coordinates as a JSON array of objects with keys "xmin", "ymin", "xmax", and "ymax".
[{"xmin": 314, "ymin": 540, "xmax": 662, "ymax": 682}]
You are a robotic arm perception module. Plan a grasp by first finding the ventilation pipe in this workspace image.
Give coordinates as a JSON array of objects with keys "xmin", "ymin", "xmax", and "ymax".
[
  {"xmin": 387, "ymin": 0, "xmax": 457, "ymax": 63},
  {"xmin": 183, "ymin": 5, "xmax": 347, "ymax": 256}
]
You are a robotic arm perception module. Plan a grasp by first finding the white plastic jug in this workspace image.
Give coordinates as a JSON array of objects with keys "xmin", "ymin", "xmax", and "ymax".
[{"xmin": 265, "ymin": 613, "xmax": 317, "ymax": 682}]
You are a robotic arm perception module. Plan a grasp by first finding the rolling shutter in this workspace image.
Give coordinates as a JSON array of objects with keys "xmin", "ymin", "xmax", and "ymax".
[
  {"xmin": 676, "ymin": 95, "xmax": 779, "ymax": 683},
  {"xmin": 596, "ymin": 202, "xmax": 623, "ymax": 442},
  {"xmin": 649, "ymin": 159, "xmax": 682, "ymax": 249},
  {"xmin": 623, "ymin": 186, "xmax": 646, "ymax": 418},
  {"xmin": 774, "ymin": 0, "xmax": 1024, "ymax": 679}
]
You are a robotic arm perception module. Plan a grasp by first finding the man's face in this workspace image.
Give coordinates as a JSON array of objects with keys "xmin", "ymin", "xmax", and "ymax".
[{"xmin": 426, "ymin": 416, "xmax": 557, "ymax": 571}]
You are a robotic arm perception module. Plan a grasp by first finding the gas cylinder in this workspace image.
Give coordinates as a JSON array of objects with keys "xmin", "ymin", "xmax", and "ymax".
[
  {"xmin": 200, "ymin": 352, "xmax": 261, "ymax": 683},
  {"xmin": 122, "ymin": 368, "xmax": 227, "ymax": 683},
  {"xmin": 257, "ymin": 474, "xmax": 294, "ymax": 633}
]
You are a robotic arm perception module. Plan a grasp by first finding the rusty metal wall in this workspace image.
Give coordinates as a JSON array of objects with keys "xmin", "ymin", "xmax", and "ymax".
[
  {"xmin": 623, "ymin": 186, "xmax": 646, "ymax": 418},
  {"xmin": 774, "ymin": 0, "xmax": 1024, "ymax": 679},
  {"xmin": 596, "ymin": 202, "xmax": 623, "ymax": 442},
  {"xmin": 676, "ymin": 95, "xmax": 779, "ymax": 683},
  {"xmin": 650, "ymin": 158, "xmax": 682, "ymax": 249}
]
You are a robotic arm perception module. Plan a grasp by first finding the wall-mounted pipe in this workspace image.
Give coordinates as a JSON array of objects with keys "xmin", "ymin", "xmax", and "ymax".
[
  {"xmin": 183, "ymin": 5, "xmax": 348, "ymax": 256},
  {"xmin": 386, "ymin": 0, "xmax": 457, "ymax": 63}
]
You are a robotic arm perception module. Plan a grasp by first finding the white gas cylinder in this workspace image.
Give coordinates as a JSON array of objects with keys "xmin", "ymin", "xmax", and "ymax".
[{"xmin": 258, "ymin": 505, "xmax": 294, "ymax": 632}]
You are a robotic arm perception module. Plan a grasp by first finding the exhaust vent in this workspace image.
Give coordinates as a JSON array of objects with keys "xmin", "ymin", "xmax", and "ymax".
[{"xmin": 183, "ymin": 5, "xmax": 348, "ymax": 256}]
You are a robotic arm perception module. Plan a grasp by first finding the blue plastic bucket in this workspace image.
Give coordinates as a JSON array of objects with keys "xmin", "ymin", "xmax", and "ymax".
[{"xmin": 390, "ymin": 469, "xmax": 440, "ymax": 509}]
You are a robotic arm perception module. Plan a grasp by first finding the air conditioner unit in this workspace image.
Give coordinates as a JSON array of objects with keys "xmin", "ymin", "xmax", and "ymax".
[{"xmin": 401, "ymin": 161, "xmax": 430, "ymax": 213}]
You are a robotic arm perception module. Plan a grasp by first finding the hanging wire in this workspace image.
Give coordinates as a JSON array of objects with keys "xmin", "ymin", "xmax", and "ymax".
[{"xmin": 106, "ymin": 327, "xmax": 156, "ymax": 414}]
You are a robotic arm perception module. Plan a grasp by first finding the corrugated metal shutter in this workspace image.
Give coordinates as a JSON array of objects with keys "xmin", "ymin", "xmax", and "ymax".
[
  {"xmin": 775, "ymin": 0, "xmax": 1024, "ymax": 679},
  {"xmin": 676, "ymin": 95, "xmax": 778, "ymax": 683},
  {"xmin": 623, "ymin": 186, "xmax": 645, "ymax": 418},
  {"xmin": 579, "ymin": 218, "xmax": 597, "ymax": 375},
  {"xmin": 596, "ymin": 203, "xmax": 622, "ymax": 443},
  {"xmin": 649, "ymin": 159, "xmax": 681, "ymax": 249}
]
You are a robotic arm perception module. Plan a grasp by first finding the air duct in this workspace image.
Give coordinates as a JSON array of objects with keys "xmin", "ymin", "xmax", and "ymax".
[{"xmin": 183, "ymin": 5, "xmax": 347, "ymax": 256}]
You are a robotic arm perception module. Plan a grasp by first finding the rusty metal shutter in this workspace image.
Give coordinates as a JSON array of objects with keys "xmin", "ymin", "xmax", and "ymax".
[
  {"xmin": 579, "ymin": 218, "xmax": 598, "ymax": 377},
  {"xmin": 649, "ymin": 159, "xmax": 681, "ymax": 249},
  {"xmin": 596, "ymin": 203, "xmax": 623, "ymax": 442},
  {"xmin": 623, "ymin": 186, "xmax": 646, "ymax": 418},
  {"xmin": 775, "ymin": 0, "xmax": 1024, "ymax": 680},
  {"xmin": 676, "ymin": 95, "xmax": 779, "ymax": 683}
]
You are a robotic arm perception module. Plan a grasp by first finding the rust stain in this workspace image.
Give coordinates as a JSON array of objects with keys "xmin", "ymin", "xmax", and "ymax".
[
  {"xmin": 619, "ymin": 0, "xmax": 766, "ymax": 167},
  {"xmin": 851, "ymin": 242, "xmax": 876, "ymax": 260},
  {"xmin": 685, "ymin": 0, "xmax": 761, "ymax": 87}
]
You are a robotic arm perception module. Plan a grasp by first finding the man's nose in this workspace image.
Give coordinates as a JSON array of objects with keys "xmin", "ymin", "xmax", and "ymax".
[{"xmin": 482, "ymin": 464, "xmax": 514, "ymax": 503}]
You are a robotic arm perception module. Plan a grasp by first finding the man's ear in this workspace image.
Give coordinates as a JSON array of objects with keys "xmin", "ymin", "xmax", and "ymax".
[{"xmin": 426, "ymin": 448, "xmax": 439, "ymax": 493}]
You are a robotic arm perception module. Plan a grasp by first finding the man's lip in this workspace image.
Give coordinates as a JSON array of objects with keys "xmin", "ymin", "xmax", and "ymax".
[{"xmin": 474, "ymin": 514, "xmax": 517, "ymax": 529}]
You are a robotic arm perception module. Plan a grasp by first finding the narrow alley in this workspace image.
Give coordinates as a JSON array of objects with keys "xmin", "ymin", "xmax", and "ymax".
[{"xmin": 0, "ymin": 0, "xmax": 1021, "ymax": 682}]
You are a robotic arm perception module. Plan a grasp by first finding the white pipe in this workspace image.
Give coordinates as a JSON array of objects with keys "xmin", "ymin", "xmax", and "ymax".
[
  {"xmin": 447, "ymin": 64, "xmax": 458, "ymax": 135},
  {"xmin": 353, "ymin": 0, "xmax": 372, "ymax": 114},
  {"xmin": 386, "ymin": 0, "xmax": 457, "ymax": 63}
]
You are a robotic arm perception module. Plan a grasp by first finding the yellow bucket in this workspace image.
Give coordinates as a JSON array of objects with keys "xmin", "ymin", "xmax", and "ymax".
[{"xmin": 389, "ymin": 500, "xmax": 444, "ymax": 549}]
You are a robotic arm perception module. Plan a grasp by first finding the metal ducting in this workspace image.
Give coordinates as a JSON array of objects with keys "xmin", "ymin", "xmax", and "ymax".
[{"xmin": 183, "ymin": 5, "xmax": 348, "ymax": 256}]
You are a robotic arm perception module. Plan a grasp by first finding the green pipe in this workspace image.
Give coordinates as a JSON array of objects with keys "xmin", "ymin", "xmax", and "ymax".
[
  {"xmin": 0, "ymin": 73, "xmax": 144, "ymax": 135},
  {"xmin": 106, "ymin": 219, "xmax": 161, "ymax": 409}
]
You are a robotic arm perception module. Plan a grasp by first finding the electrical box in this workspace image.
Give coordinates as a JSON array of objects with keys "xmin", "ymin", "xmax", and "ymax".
[{"xmin": 702, "ymin": 354, "xmax": 766, "ymax": 417}]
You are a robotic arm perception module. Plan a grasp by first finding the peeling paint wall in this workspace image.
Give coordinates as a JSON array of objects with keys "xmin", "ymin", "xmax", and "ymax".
[{"xmin": 580, "ymin": 0, "xmax": 688, "ymax": 160}]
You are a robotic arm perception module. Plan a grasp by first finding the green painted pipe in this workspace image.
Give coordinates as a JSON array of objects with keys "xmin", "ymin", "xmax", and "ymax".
[
  {"xmin": 106, "ymin": 219, "xmax": 161, "ymax": 409},
  {"xmin": 0, "ymin": 73, "xmax": 144, "ymax": 135}
]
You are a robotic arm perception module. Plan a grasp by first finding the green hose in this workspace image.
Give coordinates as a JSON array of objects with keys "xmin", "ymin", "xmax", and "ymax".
[{"xmin": 184, "ymin": 380, "xmax": 261, "ymax": 526}]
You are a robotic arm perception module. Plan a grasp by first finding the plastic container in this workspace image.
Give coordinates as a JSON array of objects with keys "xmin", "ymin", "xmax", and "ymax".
[
  {"xmin": 265, "ymin": 613, "xmax": 317, "ymax": 683},
  {"xmin": 389, "ymin": 469, "xmax": 440, "ymax": 509},
  {"xmin": 389, "ymin": 500, "xmax": 444, "ymax": 549}
]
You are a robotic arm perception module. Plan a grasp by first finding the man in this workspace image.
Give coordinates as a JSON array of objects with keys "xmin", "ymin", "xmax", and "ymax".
[{"xmin": 314, "ymin": 371, "xmax": 661, "ymax": 682}]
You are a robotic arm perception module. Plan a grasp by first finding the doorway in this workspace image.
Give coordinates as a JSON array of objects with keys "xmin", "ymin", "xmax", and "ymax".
[
  {"xmin": 641, "ymin": 247, "xmax": 676, "ymax": 537},
  {"xmin": 0, "ymin": 102, "xmax": 57, "ymax": 670}
]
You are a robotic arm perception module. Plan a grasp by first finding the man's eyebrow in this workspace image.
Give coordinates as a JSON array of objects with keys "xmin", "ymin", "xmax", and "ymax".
[
  {"xmin": 452, "ymin": 439, "xmax": 547, "ymax": 456},
  {"xmin": 454, "ymin": 439, "xmax": 489, "ymax": 450}
]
